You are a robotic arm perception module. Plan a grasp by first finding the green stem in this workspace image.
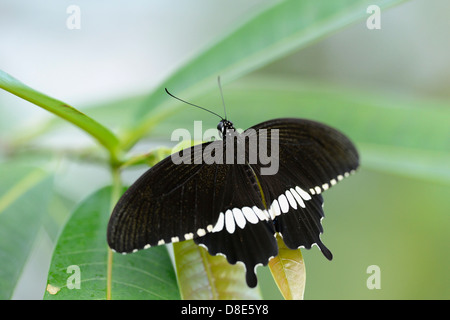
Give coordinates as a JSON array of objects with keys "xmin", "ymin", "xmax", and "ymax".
[
  {"xmin": 106, "ymin": 164, "xmax": 123, "ymax": 300},
  {"xmin": 120, "ymin": 147, "xmax": 173, "ymax": 169}
]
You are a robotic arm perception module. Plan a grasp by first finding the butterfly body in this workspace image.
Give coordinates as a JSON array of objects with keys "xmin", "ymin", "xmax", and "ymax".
[{"xmin": 107, "ymin": 117, "xmax": 359, "ymax": 288}]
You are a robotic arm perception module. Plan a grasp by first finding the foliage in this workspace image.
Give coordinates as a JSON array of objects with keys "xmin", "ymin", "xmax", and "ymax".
[{"xmin": 3, "ymin": 0, "xmax": 449, "ymax": 300}]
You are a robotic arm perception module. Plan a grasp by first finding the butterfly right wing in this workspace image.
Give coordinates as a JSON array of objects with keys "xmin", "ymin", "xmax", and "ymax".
[{"xmin": 244, "ymin": 118, "xmax": 359, "ymax": 258}]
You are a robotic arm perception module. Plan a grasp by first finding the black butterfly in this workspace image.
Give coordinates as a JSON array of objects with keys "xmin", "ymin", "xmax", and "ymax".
[{"xmin": 107, "ymin": 86, "xmax": 359, "ymax": 288}]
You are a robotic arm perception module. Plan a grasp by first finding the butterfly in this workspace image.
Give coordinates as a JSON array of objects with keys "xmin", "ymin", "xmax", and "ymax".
[{"xmin": 107, "ymin": 81, "xmax": 359, "ymax": 288}]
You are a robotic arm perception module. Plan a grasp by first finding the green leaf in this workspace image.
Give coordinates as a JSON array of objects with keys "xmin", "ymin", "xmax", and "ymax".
[
  {"xmin": 269, "ymin": 235, "xmax": 306, "ymax": 300},
  {"xmin": 181, "ymin": 75, "xmax": 450, "ymax": 184},
  {"xmin": 173, "ymin": 240, "xmax": 261, "ymax": 300},
  {"xmin": 44, "ymin": 187, "xmax": 180, "ymax": 300},
  {"xmin": 0, "ymin": 164, "xmax": 53, "ymax": 299},
  {"xmin": 0, "ymin": 70, "xmax": 120, "ymax": 161},
  {"xmin": 359, "ymin": 143, "xmax": 450, "ymax": 185},
  {"xmin": 121, "ymin": 0, "xmax": 408, "ymax": 150}
]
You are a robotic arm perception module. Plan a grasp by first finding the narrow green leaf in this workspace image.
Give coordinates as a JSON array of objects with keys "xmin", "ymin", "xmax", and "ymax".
[
  {"xmin": 186, "ymin": 76, "xmax": 450, "ymax": 184},
  {"xmin": 0, "ymin": 164, "xmax": 52, "ymax": 300},
  {"xmin": 0, "ymin": 70, "xmax": 120, "ymax": 160},
  {"xmin": 359, "ymin": 143, "xmax": 450, "ymax": 185},
  {"xmin": 122, "ymin": 0, "xmax": 408, "ymax": 150},
  {"xmin": 173, "ymin": 240, "xmax": 261, "ymax": 300},
  {"xmin": 44, "ymin": 187, "xmax": 180, "ymax": 300},
  {"xmin": 269, "ymin": 235, "xmax": 306, "ymax": 300}
]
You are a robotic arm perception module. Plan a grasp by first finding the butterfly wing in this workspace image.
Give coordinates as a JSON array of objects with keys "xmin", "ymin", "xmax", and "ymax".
[
  {"xmin": 244, "ymin": 118, "xmax": 359, "ymax": 258},
  {"xmin": 107, "ymin": 141, "xmax": 277, "ymax": 258},
  {"xmin": 248, "ymin": 118, "xmax": 359, "ymax": 187},
  {"xmin": 193, "ymin": 163, "xmax": 278, "ymax": 288},
  {"xmin": 107, "ymin": 141, "xmax": 224, "ymax": 253}
]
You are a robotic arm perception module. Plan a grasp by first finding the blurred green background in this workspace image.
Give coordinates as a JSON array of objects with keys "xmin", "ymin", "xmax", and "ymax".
[{"xmin": 1, "ymin": 0, "xmax": 449, "ymax": 299}]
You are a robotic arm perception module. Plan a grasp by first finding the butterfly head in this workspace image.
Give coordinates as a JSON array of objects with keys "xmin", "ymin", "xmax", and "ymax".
[{"xmin": 217, "ymin": 119, "xmax": 235, "ymax": 138}]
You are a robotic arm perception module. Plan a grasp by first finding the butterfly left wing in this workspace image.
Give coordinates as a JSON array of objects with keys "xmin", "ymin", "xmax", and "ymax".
[
  {"xmin": 107, "ymin": 141, "xmax": 229, "ymax": 253},
  {"xmin": 193, "ymin": 163, "xmax": 278, "ymax": 288},
  {"xmin": 107, "ymin": 141, "xmax": 279, "ymax": 277}
]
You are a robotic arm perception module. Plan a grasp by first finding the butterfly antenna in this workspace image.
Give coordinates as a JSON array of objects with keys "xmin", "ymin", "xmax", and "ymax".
[
  {"xmin": 217, "ymin": 76, "xmax": 227, "ymax": 120},
  {"xmin": 165, "ymin": 88, "xmax": 223, "ymax": 120}
]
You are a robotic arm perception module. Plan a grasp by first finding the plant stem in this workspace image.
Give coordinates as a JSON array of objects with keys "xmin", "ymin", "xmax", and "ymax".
[{"xmin": 106, "ymin": 164, "xmax": 123, "ymax": 300}]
